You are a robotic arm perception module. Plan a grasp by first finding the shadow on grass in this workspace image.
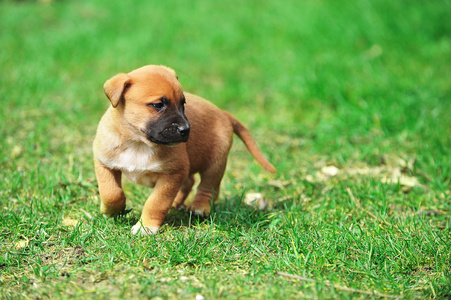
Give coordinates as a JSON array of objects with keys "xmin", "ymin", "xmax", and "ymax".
[
  {"xmin": 161, "ymin": 195, "xmax": 276, "ymax": 232},
  {"xmin": 105, "ymin": 193, "xmax": 280, "ymax": 233}
]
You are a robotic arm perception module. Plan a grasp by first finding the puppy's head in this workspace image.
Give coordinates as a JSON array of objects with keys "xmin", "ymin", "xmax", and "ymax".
[{"xmin": 103, "ymin": 65, "xmax": 190, "ymax": 145}]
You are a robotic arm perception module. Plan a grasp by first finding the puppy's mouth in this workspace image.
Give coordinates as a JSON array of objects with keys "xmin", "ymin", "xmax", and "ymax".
[
  {"xmin": 144, "ymin": 125, "xmax": 190, "ymax": 146},
  {"xmin": 146, "ymin": 135, "xmax": 188, "ymax": 146}
]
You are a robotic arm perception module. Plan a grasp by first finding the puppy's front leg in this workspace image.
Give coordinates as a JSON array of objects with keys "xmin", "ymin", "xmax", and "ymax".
[
  {"xmin": 132, "ymin": 174, "xmax": 185, "ymax": 236},
  {"xmin": 94, "ymin": 158, "xmax": 126, "ymax": 217}
]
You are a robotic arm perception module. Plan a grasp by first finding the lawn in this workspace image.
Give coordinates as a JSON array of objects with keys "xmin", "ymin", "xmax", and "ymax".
[{"xmin": 1, "ymin": 0, "xmax": 450, "ymax": 298}]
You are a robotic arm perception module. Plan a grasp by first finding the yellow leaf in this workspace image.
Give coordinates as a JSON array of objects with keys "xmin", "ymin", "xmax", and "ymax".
[
  {"xmin": 15, "ymin": 239, "xmax": 29, "ymax": 250},
  {"xmin": 63, "ymin": 217, "xmax": 79, "ymax": 227}
]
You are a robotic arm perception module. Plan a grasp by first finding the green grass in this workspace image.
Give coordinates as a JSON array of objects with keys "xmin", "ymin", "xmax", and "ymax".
[{"xmin": 1, "ymin": 0, "xmax": 450, "ymax": 298}]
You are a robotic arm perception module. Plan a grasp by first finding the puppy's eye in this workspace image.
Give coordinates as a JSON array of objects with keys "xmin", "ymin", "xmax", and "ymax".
[{"xmin": 147, "ymin": 102, "xmax": 164, "ymax": 111}]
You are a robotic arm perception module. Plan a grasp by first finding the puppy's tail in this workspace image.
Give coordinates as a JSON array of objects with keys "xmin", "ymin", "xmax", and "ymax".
[{"xmin": 224, "ymin": 111, "xmax": 277, "ymax": 174}]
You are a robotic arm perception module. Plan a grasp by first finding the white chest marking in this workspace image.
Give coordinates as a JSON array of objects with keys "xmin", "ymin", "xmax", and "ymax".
[
  {"xmin": 99, "ymin": 142, "xmax": 163, "ymax": 186},
  {"xmin": 113, "ymin": 143, "xmax": 161, "ymax": 173}
]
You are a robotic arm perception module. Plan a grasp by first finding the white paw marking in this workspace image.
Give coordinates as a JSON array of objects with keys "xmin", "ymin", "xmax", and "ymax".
[
  {"xmin": 194, "ymin": 209, "xmax": 205, "ymax": 216},
  {"xmin": 131, "ymin": 225, "xmax": 159, "ymax": 236}
]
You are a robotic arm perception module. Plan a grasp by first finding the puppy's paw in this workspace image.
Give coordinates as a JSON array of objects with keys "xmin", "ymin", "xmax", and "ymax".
[
  {"xmin": 100, "ymin": 202, "xmax": 126, "ymax": 217},
  {"xmin": 187, "ymin": 203, "xmax": 210, "ymax": 218},
  {"xmin": 131, "ymin": 225, "xmax": 159, "ymax": 236}
]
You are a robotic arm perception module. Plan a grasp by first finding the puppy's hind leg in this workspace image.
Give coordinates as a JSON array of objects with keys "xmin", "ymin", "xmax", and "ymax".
[
  {"xmin": 187, "ymin": 161, "xmax": 227, "ymax": 217},
  {"xmin": 172, "ymin": 174, "xmax": 195, "ymax": 208}
]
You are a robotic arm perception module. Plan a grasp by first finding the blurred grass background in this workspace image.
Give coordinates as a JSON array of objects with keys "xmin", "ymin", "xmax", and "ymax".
[
  {"xmin": 1, "ymin": 0, "xmax": 450, "ymax": 175},
  {"xmin": 1, "ymin": 0, "xmax": 450, "ymax": 298}
]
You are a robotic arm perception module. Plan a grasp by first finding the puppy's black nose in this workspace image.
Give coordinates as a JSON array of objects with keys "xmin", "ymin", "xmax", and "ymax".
[{"xmin": 178, "ymin": 125, "xmax": 190, "ymax": 137}]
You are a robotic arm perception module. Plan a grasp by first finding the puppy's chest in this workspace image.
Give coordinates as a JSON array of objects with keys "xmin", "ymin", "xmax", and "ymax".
[{"xmin": 101, "ymin": 142, "xmax": 163, "ymax": 187}]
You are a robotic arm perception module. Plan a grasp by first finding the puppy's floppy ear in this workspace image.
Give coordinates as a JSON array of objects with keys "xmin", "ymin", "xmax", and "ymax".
[{"xmin": 103, "ymin": 73, "xmax": 131, "ymax": 108}]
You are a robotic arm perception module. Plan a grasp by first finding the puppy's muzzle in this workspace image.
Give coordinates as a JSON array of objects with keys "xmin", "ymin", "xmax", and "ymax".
[
  {"xmin": 161, "ymin": 124, "xmax": 190, "ymax": 141},
  {"xmin": 146, "ymin": 121, "xmax": 190, "ymax": 145}
]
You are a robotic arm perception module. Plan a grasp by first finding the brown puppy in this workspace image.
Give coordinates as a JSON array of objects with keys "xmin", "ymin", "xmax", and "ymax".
[{"xmin": 93, "ymin": 65, "xmax": 276, "ymax": 236}]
